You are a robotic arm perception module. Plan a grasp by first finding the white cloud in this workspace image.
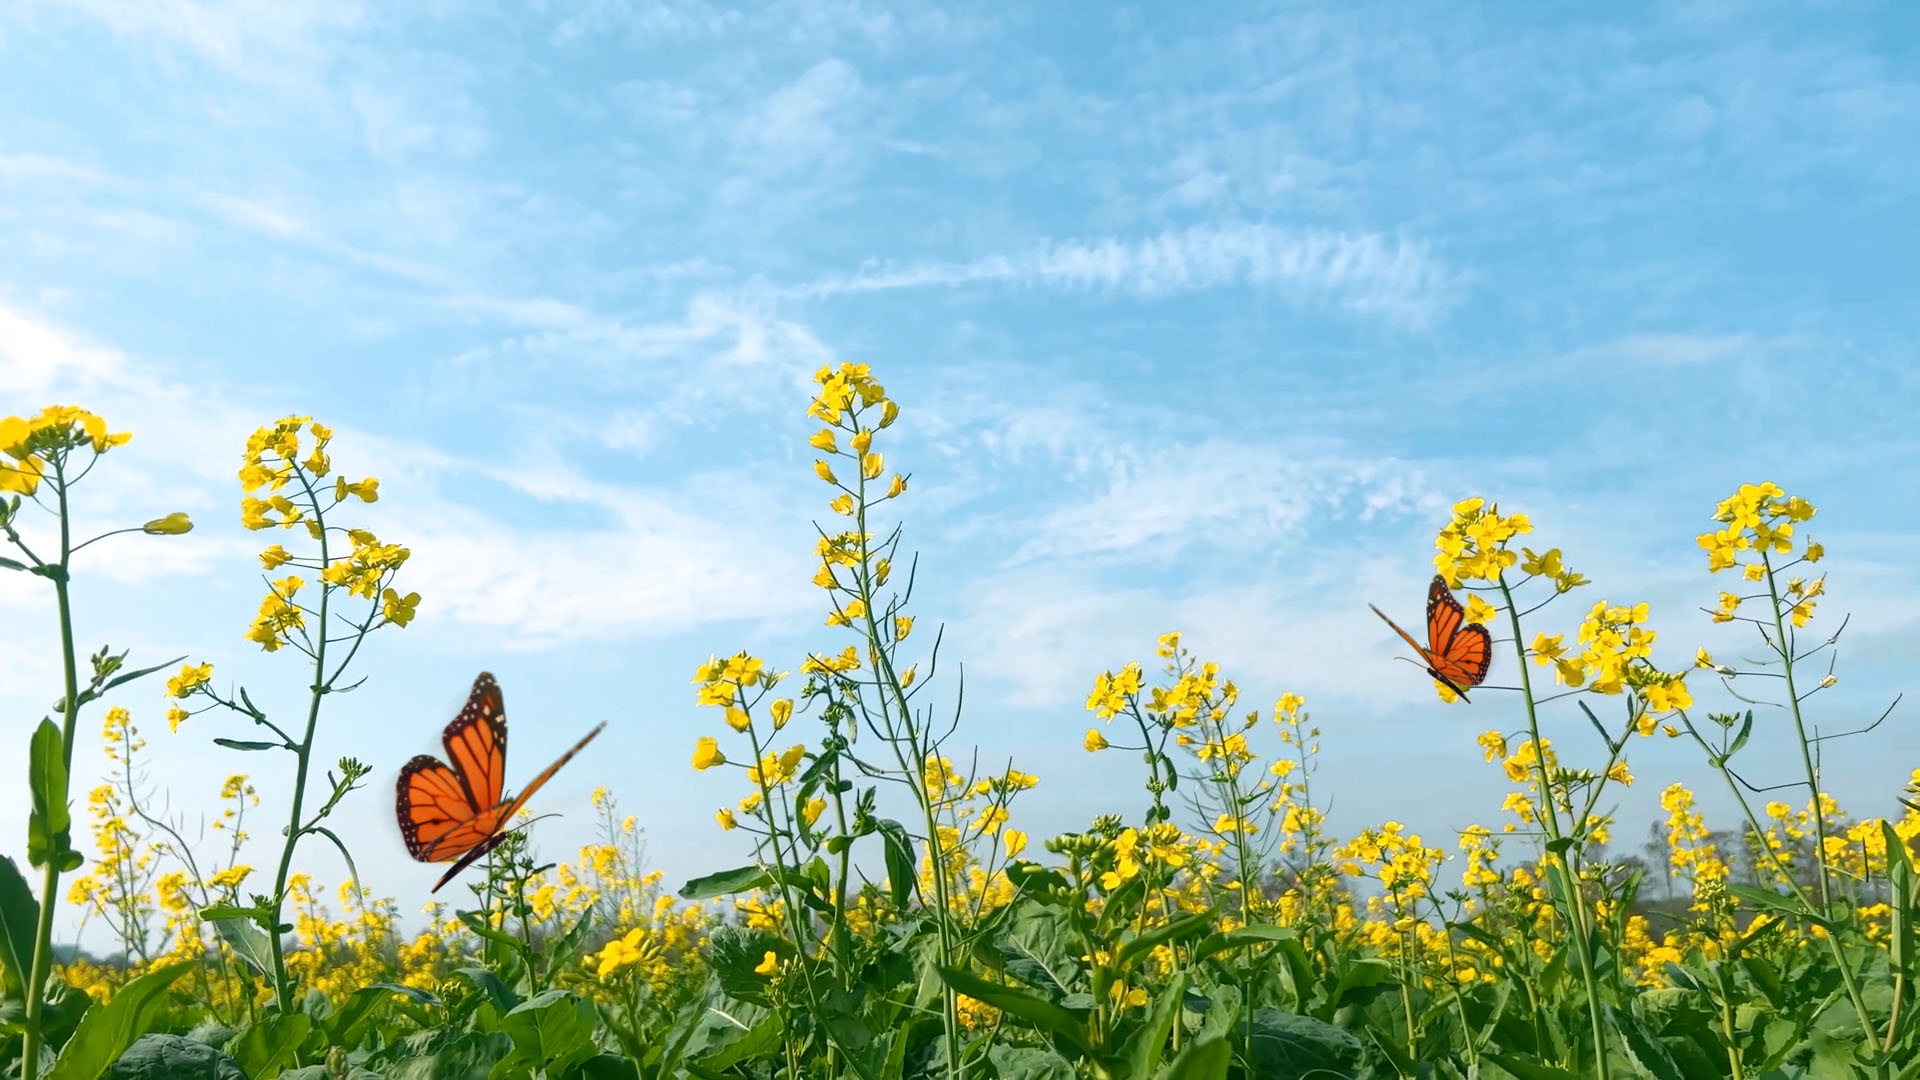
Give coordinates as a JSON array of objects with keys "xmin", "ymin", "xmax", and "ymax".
[
  {"xmin": 1011, "ymin": 439, "xmax": 1443, "ymax": 566},
  {"xmin": 781, "ymin": 223, "xmax": 1462, "ymax": 326},
  {"xmin": 738, "ymin": 58, "xmax": 865, "ymax": 165}
]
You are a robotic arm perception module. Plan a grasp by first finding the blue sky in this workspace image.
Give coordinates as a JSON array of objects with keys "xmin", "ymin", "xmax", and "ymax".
[{"xmin": 2, "ymin": 0, "xmax": 1917, "ymax": 946}]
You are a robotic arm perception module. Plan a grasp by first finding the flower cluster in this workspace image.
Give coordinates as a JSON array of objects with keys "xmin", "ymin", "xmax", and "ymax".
[
  {"xmin": 1696, "ymin": 482, "xmax": 1819, "ymax": 579},
  {"xmin": 0, "ymin": 405, "xmax": 133, "ymax": 495},
  {"xmin": 1433, "ymin": 497, "xmax": 1533, "ymax": 584}
]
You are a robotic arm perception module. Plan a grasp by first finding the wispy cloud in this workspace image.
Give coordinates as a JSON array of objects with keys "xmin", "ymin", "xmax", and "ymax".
[{"xmin": 779, "ymin": 223, "xmax": 1462, "ymax": 326}]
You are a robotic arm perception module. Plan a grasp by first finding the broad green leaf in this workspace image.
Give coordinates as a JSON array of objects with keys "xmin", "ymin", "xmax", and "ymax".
[
  {"xmin": 936, "ymin": 965, "xmax": 1093, "ymax": 1057},
  {"xmin": 1154, "ymin": 1033, "xmax": 1229, "ymax": 1080},
  {"xmin": 207, "ymin": 915, "xmax": 276, "ymax": 978},
  {"xmin": 1115, "ymin": 911, "xmax": 1214, "ymax": 970},
  {"xmin": 678, "ymin": 865, "xmax": 770, "ymax": 900},
  {"xmin": 1191, "ymin": 923, "xmax": 1296, "ymax": 964},
  {"xmin": 0, "ymin": 853, "xmax": 40, "ymax": 995},
  {"xmin": 452, "ymin": 967, "xmax": 521, "ymax": 1015},
  {"xmin": 1484, "ymin": 1052, "xmax": 1584, "ymax": 1080},
  {"xmin": 541, "ymin": 907, "xmax": 598, "ymax": 984},
  {"xmin": 691, "ymin": 1005, "xmax": 781, "ymax": 1072},
  {"xmin": 1123, "ymin": 969, "xmax": 1188, "ymax": 1080},
  {"xmin": 1328, "ymin": 957, "xmax": 1392, "ymax": 1010},
  {"xmin": 222, "ymin": 1012, "xmax": 312, "ymax": 1080},
  {"xmin": 101, "ymin": 1034, "xmax": 245, "ymax": 1080},
  {"xmin": 991, "ymin": 899, "xmax": 1084, "ymax": 1001},
  {"xmin": 498, "ymin": 990, "xmax": 600, "ymax": 1078},
  {"xmin": 29, "ymin": 718, "xmax": 81, "ymax": 872},
  {"xmin": 1611, "ymin": 1004, "xmax": 1684, "ymax": 1080},
  {"xmin": 988, "ymin": 1045, "xmax": 1076, "ymax": 1080},
  {"xmin": 47, "ymin": 961, "xmax": 194, "ymax": 1080},
  {"xmin": 879, "ymin": 819, "xmax": 917, "ymax": 909},
  {"xmin": 325, "ymin": 985, "xmax": 393, "ymax": 1049},
  {"xmin": 1245, "ymin": 1009, "xmax": 1366, "ymax": 1078}
]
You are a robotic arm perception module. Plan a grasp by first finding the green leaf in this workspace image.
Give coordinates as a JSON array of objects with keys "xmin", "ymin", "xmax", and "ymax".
[
  {"xmin": 0, "ymin": 555, "xmax": 28, "ymax": 572},
  {"xmin": 1484, "ymin": 1053, "xmax": 1584, "ymax": 1080},
  {"xmin": 47, "ymin": 961, "xmax": 195, "ymax": 1080},
  {"xmin": 97, "ymin": 656, "xmax": 187, "ymax": 697},
  {"xmin": 0, "ymin": 854, "xmax": 40, "ymax": 996},
  {"xmin": 29, "ymin": 718, "xmax": 81, "ymax": 871},
  {"xmin": 207, "ymin": 915, "xmax": 276, "ymax": 978},
  {"xmin": 1611, "ymin": 1004, "xmax": 1685, "ymax": 1080},
  {"xmin": 541, "ymin": 907, "xmax": 598, "ymax": 984},
  {"xmin": 678, "ymin": 865, "xmax": 770, "ymax": 900},
  {"xmin": 1244, "ymin": 1009, "xmax": 1366, "ymax": 1078},
  {"xmin": 1124, "ymin": 969, "xmax": 1188, "ymax": 1080},
  {"xmin": 1005, "ymin": 860, "xmax": 1072, "ymax": 897},
  {"xmin": 222, "ymin": 1012, "xmax": 312, "ymax": 1080},
  {"xmin": 988, "ymin": 1045, "xmax": 1077, "ymax": 1080},
  {"xmin": 690, "ymin": 1004, "xmax": 780, "ymax": 1072},
  {"xmin": 1191, "ymin": 923, "xmax": 1296, "ymax": 964},
  {"xmin": 990, "ymin": 899, "xmax": 1084, "ymax": 1001},
  {"xmin": 1115, "ymin": 911, "xmax": 1214, "ymax": 970},
  {"xmin": 936, "ymin": 965, "xmax": 1093, "ymax": 1057},
  {"xmin": 102, "ymin": 1034, "xmax": 246, "ymax": 1080},
  {"xmin": 1153, "ymin": 1033, "xmax": 1229, "ymax": 1080},
  {"xmin": 212, "ymin": 739, "xmax": 281, "ymax": 752},
  {"xmin": 878, "ymin": 819, "xmax": 917, "ymax": 909},
  {"xmin": 325, "ymin": 985, "xmax": 393, "ymax": 1049},
  {"xmin": 365, "ymin": 982, "xmax": 440, "ymax": 1008},
  {"xmin": 452, "ymin": 967, "xmax": 521, "ymax": 1015},
  {"xmin": 1722, "ymin": 709, "xmax": 1755, "ymax": 762},
  {"xmin": 1328, "ymin": 957, "xmax": 1393, "ymax": 1010},
  {"xmin": 1884, "ymin": 821, "xmax": 1916, "ymax": 979},
  {"xmin": 497, "ymin": 990, "xmax": 600, "ymax": 1078}
]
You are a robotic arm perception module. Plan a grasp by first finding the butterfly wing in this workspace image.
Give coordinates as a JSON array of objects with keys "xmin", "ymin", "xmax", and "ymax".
[
  {"xmin": 444, "ymin": 672, "xmax": 507, "ymax": 812},
  {"xmin": 1370, "ymin": 603, "xmax": 1438, "ymax": 666},
  {"xmin": 1424, "ymin": 576, "xmax": 1490, "ymax": 698},
  {"xmin": 495, "ymin": 721, "xmax": 608, "ymax": 823},
  {"xmin": 396, "ymin": 756, "xmax": 490, "ymax": 862},
  {"xmin": 397, "ymin": 673, "xmax": 508, "ymax": 871},
  {"xmin": 428, "ymin": 721, "xmax": 607, "ymax": 894}
]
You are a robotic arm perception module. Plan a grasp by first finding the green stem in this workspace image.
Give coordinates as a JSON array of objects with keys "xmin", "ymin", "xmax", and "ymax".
[
  {"xmin": 1761, "ymin": 552, "xmax": 1834, "ymax": 908},
  {"xmin": 1497, "ymin": 572, "xmax": 1611, "ymax": 1079},
  {"xmin": 22, "ymin": 463, "xmax": 80, "ymax": 1080},
  {"xmin": 848, "ymin": 456, "xmax": 964, "ymax": 1078},
  {"xmin": 1695, "ymin": 729, "xmax": 1877, "ymax": 1042},
  {"xmin": 265, "ymin": 499, "xmax": 331, "ymax": 1013},
  {"xmin": 1718, "ymin": 986, "xmax": 1744, "ymax": 1079}
]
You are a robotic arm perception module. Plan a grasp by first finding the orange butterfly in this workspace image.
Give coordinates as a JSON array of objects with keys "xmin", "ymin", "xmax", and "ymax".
[
  {"xmin": 1369, "ymin": 575, "xmax": 1492, "ymax": 702},
  {"xmin": 397, "ymin": 672, "xmax": 605, "ymax": 892}
]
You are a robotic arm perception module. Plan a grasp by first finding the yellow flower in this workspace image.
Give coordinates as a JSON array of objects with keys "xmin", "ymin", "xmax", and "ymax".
[
  {"xmin": 754, "ymin": 951, "xmax": 779, "ymax": 976},
  {"xmin": 801, "ymin": 797, "xmax": 827, "ymax": 827},
  {"xmin": 716, "ymin": 808, "xmax": 737, "ymax": 830},
  {"xmin": 381, "ymin": 588, "xmax": 421, "ymax": 628},
  {"xmin": 1084, "ymin": 728, "xmax": 1108, "ymax": 752},
  {"xmin": 769, "ymin": 699, "xmax": 793, "ymax": 731},
  {"xmin": 692, "ymin": 737, "xmax": 726, "ymax": 771},
  {"xmin": 814, "ymin": 460, "xmax": 838, "ymax": 485},
  {"xmin": 166, "ymin": 662, "xmax": 214, "ymax": 698}
]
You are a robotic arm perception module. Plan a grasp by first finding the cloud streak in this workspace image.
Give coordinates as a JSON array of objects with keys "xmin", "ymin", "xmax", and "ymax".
[{"xmin": 778, "ymin": 223, "xmax": 1462, "ymax": 327}]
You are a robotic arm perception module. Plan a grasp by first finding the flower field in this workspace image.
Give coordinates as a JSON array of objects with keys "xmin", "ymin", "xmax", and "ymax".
[{"xmin": 1, "ymin": 367, "xmax": 1915, "ymax": 1080}]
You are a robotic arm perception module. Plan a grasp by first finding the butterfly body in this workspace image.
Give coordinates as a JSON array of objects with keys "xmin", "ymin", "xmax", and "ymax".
[
  {"xmin": 397, "ymin": 672, "xmax": 605, "ymax": 892},
  {"xmin": 1369, "ymin": 575, "xmax": 1492, "ymax": 701}
]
